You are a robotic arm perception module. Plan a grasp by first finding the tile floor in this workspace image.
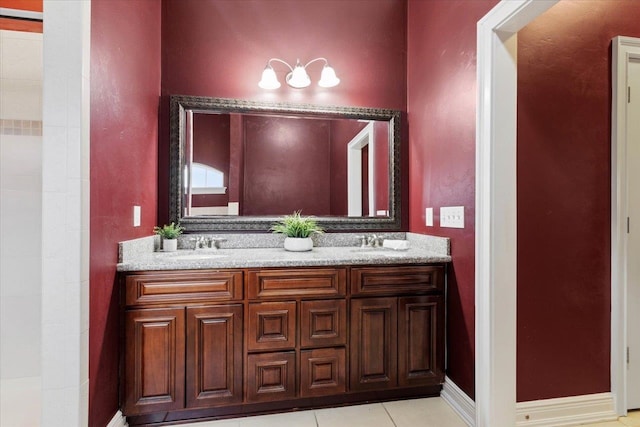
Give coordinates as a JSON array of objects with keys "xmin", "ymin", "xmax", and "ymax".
[
  {"xmin": 583, "ymin": 410, "xmax": 640, "ymax": 427},
  {"xmin": 176, "ymin": 399, "xmax": 640, "ymax": 427},
  {"xmin": 179, "ymin": 398, "xmax": 467, "ymax": 427}
]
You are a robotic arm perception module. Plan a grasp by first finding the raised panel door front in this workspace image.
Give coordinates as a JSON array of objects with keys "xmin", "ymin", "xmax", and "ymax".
[
  {"xmin": 300, "ymin": 348, "xmax": 346, "ymax": 397},
  {"xmin": 186, "ymin": 305, "xmax": 243, "ymax": 408},
  {"xmin": 300, "ymin": 300, "xmax": 346, "ymax": 348},
  {"xmin": 398, "ymin": 296, "xmax": 445, "ymax": 387},
  {"xmin": 248, "ymin": 301, "xmax": 296, "ymax": 351},
  {"xmin": 351, "ymin": 266, "xmax": 444, "ymax": 296},
  {"xmin": 246, "ymin": 352, "xmax": 296, "ymax": 402},
  {"xmin": 247, "ymin": 268, "xmax": 346, "ymax": 299},
  {"xmin": 349, "ymin": 297, "xmax": 397, "ymax": 391},
  {"xmin": 123, "ymin": 308, "xmax": 185, "ymax": 415}
]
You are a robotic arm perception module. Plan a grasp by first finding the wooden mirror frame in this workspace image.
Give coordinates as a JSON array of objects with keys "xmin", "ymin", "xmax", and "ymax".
[{"xmin": 169, "ymin": 95, "xmax": 402, "ymax": 232}]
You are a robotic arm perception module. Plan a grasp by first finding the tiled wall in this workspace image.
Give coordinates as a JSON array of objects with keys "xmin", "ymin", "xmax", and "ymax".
[
  {"xmin": 0, "ymin": 29, "xmax": 43, "ymax": 380},
  {"xmin": 41, "ymin": 1, "xmax": 91, "ymax": 424}
]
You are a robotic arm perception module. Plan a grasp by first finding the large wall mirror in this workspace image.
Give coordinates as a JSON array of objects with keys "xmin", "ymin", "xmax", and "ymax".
[{"xmin": 169, "ymin": 96, "xmax": 402, "ymax": 232}]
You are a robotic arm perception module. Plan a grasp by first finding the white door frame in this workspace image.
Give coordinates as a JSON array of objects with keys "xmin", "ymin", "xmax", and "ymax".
[
  {"xmin": 475, "ymin": 1, "xmax": 558, "ymax": 426},
  {"xmin": 611, "ymin": 35, "xmax": 640, "ymax": 416},
  {"xmin": 347, "ymin": 122, "xmax": 375, "ymax": 217}
]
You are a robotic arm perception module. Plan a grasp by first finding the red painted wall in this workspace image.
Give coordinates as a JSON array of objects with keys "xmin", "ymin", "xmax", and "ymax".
[
  {"xmin": 90, "ymin": 0, "xmax": 161, "ymax": 425},
  {"xmin": 243, "ymin": 116, "xmax": 332, "ymax": 215},
  {"xmin": 192, "ymin": 113, "xmax": 230, "ymax": 208},
  {"xmin": 516, "ymin": 0, "xmax": 640, "ymax": 402},
  {"xmin": 159, "ymin": 0, "xmax": 407, "ymax": 224},
  {"xmin": 407, "ymin": 0, "xmax": 498, "ymax": 399}
]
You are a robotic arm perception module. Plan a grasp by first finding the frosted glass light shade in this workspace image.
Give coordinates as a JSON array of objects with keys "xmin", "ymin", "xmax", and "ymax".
[
  {"xmin": 318, "ymin": 65, "xmax": 340, "ymax": 88},
  {"xmin": 286, "ymin": 63, "xmax": 311, "ymax": 88},
  {"xmin": 258, "ymin": 65, "xmax": 281, "ymax": 89}
]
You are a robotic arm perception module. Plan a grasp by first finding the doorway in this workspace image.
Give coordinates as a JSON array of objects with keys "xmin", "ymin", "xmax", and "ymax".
[
  {"xmin": 612, "ymin": 36, "xmax": 640, "ymax": 414},
  {"xmin": 628, "ymin": 57, "xmax": 640, "ymax": 411},
  {"xmin": 347, "ymin": 122, "xmax": 375, "ymax": 217},
  {"xmin": 628, "ymin": 57, "xmax": 640, "ymax": 410}
]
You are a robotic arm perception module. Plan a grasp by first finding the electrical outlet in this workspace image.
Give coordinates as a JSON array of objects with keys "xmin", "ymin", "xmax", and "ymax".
[
  {"xmin": 426, "ymin": 208, "xmax": 433, "ymax": 226},
  {"xmin": 440, "ymin": 206, "xmax": 464, "ymax": 228},
  {"xmin": 133, "ymin": 206, "xmax": 141, "ymax": 227}
]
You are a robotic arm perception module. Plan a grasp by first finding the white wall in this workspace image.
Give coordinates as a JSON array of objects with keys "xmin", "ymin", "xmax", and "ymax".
[{"xmin": 0, "ymin": 29, "xmax": 43, "ymax": 380}]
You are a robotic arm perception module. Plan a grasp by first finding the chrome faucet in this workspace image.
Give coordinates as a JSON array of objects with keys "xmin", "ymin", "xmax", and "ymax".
[
  {"xmin": 357, "ymin": 234, "xmax": 384, "ymax": 248},
  {"xmin": 192, "ymin": 236, "xmax": 227, "ymax": 250}
]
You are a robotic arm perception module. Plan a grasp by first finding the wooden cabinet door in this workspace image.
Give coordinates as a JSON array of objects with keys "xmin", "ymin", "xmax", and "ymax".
[
  {"xmin": 349, "ymin": 297, "xmax": 397, "ymax": 391},
  {"xmin": 300, "ymin": 348, "xmax": 346, "ymax": 397},
  {"xmin": 186, "ymin": 305, "xmax": 243, "ymax": 408},
  {"xmin": 300, "ymin": 300, "xmax": 346, "ymax": 348},
  {"xmin": 246, "ymin": 352, "xmax": 296, "ymax": 402},
  {"xmin": 123, "ymin": 308, "xmax": 185, "ymax": 415},
  {"xmin": 398, "ymin": 296, "xmax": 445, "ymax": 387},
  {"xmin": 248, "ymin": 301, "xmax": 296, "ymax": 351}
]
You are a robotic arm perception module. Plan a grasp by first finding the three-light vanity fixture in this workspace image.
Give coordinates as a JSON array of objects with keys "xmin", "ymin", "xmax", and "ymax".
[{"xmin": 258, "ymin": 57, "xmax": 340, "ymax": 89}]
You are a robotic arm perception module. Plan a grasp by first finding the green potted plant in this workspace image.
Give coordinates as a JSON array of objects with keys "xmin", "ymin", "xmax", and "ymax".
[
  {"xmin": 153, "ymin": 222, "xmax": 184, "ymax": 252},
  {"xmin": 270, "ymin": 211, "xmax": 324, "ymax": 252}
]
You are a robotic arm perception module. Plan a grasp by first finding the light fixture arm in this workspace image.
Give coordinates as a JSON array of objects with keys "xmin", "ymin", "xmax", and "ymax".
[
  {"xmin": 303, "ymin": 57, "xmax": 329, "ymax": 69},
  {"xmin": 266, "ymin": 58, "xmax": 295, "ymax": 72}
]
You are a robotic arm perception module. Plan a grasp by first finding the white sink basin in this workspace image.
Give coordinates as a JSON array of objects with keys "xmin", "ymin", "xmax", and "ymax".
[
  {"xmin": 350, "ymin": 248, "xmax": 406, "ymax": 257},
  {"xmin": 168, "ymin": 253, "xmax": 228, "ymax": 261}
]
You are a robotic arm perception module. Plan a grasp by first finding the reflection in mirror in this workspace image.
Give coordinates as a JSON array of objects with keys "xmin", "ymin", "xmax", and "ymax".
[
  {"xmin": 169, "ymin": 96, "xmax": 402, "ymax": 232},
  {"xmin": 185, "ymin": 112, "xmax": 389, "ymax": 218}
]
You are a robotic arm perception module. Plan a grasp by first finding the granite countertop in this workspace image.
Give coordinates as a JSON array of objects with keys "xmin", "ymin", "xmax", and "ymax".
[
  {"xmin": 117, "ymin": 245, "xmax": 451, "ymax": 272},
  {"xmin": 116, "ymin": 232, "xmax": 452, "ymax": 272}
]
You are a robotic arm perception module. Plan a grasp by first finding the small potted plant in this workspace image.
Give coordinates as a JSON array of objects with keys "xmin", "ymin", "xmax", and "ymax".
[
  {"xmin": 270, "ymin": 211, "xmax": 324, "ymax": 252},
  {"xmin": 153, "ymin": 222, "xmax": 184, "ymax": 252}
]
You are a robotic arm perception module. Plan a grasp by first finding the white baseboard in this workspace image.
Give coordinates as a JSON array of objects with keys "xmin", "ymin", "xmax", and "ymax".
[
  {"xmin": 441, "ymin": 376, "xmax": 476, "ymax": 426},
  {"xmin": 107, "ymin": 410, "xmax": 128, "ymax": 427},
  {"xmin": 516, "ymin": 392, "xmax": 617, "ymax": 426}
]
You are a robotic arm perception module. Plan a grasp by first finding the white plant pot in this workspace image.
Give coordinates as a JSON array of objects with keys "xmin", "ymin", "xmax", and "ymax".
[
  {"xmin": 163, "ymin": 238, "xmax": 178, "ymax": 252},
  {"xmin": 284, "ymin": 237, "xmax": 313, "ymax": 252}
]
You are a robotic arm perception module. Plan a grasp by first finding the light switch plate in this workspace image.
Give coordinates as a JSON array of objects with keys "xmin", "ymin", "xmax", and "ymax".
[
  {"xmin": 133, "ymin": 205, "xmax": 141, "ymax": 227},
  {"xmin": 426, "ymin": 208, "xmax": 433, "ymax": 226},
  {"xmin": 440, "ymin": 206, "xmax": 464, "ymax": 228}
]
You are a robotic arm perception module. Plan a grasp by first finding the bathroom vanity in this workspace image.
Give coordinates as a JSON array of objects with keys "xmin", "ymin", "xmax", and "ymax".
[{"xmin": 117, "ymin": 238, "xmax": 450, "ymax": 426}]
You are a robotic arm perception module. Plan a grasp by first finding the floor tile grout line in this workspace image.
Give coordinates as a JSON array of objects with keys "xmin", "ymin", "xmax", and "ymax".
[
  {"xmin": 313, "ymin": 410, "xmax": 319, "ymax": 427},
  {"xmin": 382, "ymin": 402, "xmax": 399, "ymax": 427}
]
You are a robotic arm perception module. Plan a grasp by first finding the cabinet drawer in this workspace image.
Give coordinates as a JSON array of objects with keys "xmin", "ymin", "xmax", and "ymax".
[
  {"xmin": 246, "ymin": 352, "xmax": 296, "ymax": 403},
  {"xmin": 247, "ymin": 268, "xmax": 346, "ymax": 299},
  {"xmin": 125, "ymin": 270, "xmax": 243, "ymax": 306},
  {"xmin": 300, "ymin": 348, "xmax": 346, "ymax": 397},
  {"xmin": 351, "ymin": 265, "xmax": 444, "ymax": 296},
  {"xmin": 248, "ymin": 301, "xmax": 296, "ymax": 351},
  {"xmin": 300, "ymin": 300, "xmax": 346, "ymax": 348}
]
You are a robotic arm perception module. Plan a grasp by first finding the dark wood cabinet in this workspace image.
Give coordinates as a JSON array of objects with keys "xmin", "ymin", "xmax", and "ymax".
[
  {"xmin": 300, "ymin": 347, "xmax": 346, "ymax": 397},
  {"xmin": 186, "ymin": 304, "xmax": 243, "ymax": 408},
  {"xmin": 123, "ymin": 308, "xmax": 185, "ymax": 415},
  {"xmin": 398, "ymin": 296, "xmax": 444, "ymax": 387},
  {"xmin": 122, "ymin": 263, "xmax": 445, "ymax": 425},
  {"xmin": 246, "ymin": 351, "xmax": 296, "ymax": 402},
  {"xmin": 300, "ymin": 299, "xmax": 347, "ymax": 348},
  {"xmin": 350, "ymin": 297, "xmax": 398, "ymax": 391},
  {"xmin": 248, "ymin": 301, "xmax": 296, "ymax": 351},
  {"xmin": 349, "ymin": 266, "xmax": 445, "ymax": 392}
]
